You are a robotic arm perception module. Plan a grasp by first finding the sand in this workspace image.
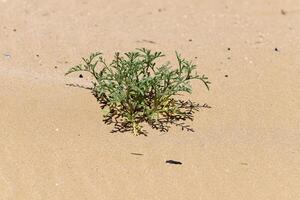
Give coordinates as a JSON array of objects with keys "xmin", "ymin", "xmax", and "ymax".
[{"xmin": 1, "ymin": 0, "xmax": 300, "ymax": 199}]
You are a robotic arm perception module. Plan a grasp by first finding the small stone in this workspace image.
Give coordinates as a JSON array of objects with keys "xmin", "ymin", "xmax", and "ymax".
[
  {"xmin": 227, "ymin": 47, "xmax": 231, "ymax": 51},
  {"xmin": 281, "ymin": 9, "xmax": 287, "ymax": 15},
  {"xmin": 274, "ymin": 48, "xmax": 279, "ymax": 52},
  {"xmin": 3, "ymin": 54, "xmax": 11, "ymax": 59},
  {"xmin": 79, "ymin": 74, "xmax": 83, "ymax": 78},
  {"xmin": 130, "ymin": 153, "xmax": 143, "ymax": 156},
  {"xmin": 225, "ymin": 75, "xmax": 228, "ymax": 77},
  {"xmin": 36, "ymin": 54, "xmax": 39, "ymax": 57},
  {"xmin": 194, "ymin": 56, "xmax": 198, "ymax": 59},
  {"xmin": 188, "ymin": 39, "xmax": 192, "ymax": 42},
  {"xmin": 158, "ymin": 8, "xmax": 162, "ymax": 12},
  {"xmin": 13, "ymin": 29, "xmax": 16, "ymax": 32},
  {"xmin": 227, "ymin": 57, "xmax": 231, "ymax": 60},
  {"xmin": 166, "ymin": 160, "xmax": 182, "ymax": 165},
  {"xmin": 54, "ymin": 66, "xmax": 58, "ymax": 69}
]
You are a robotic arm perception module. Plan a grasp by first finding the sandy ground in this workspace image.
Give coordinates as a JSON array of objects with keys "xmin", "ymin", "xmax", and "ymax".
[{"xmin": 1, "ymin": 0, "xmax": 300, "ymax": 199}]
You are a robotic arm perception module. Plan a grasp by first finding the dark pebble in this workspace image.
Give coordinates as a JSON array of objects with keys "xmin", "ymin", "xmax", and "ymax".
[
  {"xmin": 13, "ymin": 29, "xmax": 17, "ymax": 32},
  {"xmin": 54, "ymin": 66, "xmax": 58, "ymax": 69},
  {"xmin": 227, "ymin": 57, "xmax": 231, "ymax": 60},
  {"xmin": 131, "ymin": 153, "xmax": 143, "ymax": 156},
  {"xmin": 227, "ymin": 47, "xmax": 231, "ymax": 51},
  {"xmin": 225, "ymin": 75, "xmax": 228, "ymax": 77},
  {"xmin": 79, "ymin": 74, "xmax": 83, "ymax": 78},
  {"xmin": 166, "ymin": 160, "xmax": 182, "ymax": 165},
  {"xmin": 36, "ymin": 54, "xmax": 39, "ymax": 57},
  {"xmin": 275, "ymin": 48, "xmax": 279, "ymax": 52},
  {"xmin": 281, "ymin": 9, "xmax": 287, "ymax": 15},
  {"xmin": 188, "ymin": 39, "xmax": 192, "ymax": 42},
  {"xmin": 195, "ymin": 56, "xmax": 198, "ymax": 59}
]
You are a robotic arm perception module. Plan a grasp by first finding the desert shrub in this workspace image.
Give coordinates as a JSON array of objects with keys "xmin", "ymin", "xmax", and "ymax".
[{"xmin": 66, "ymin": 48, "xmax": 210, "ymax": 135}]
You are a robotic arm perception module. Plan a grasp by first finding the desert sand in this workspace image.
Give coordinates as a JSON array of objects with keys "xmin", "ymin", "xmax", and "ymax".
[{"xmin": 1, "ymin": 0, "xmax": 300, "ymax": 199}]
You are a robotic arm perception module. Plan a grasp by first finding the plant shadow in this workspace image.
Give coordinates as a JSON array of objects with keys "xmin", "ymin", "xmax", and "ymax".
[
  {"xmin": 148, "ymin": 100, "xmax": 211, "ymax": 133},
  {"xmin": 66, "ymin": 84, "xmax": 211, "ymax": 135},
  {"xmin": 94, "ymin": 93, "xmax": 211, "ymax": 135}
]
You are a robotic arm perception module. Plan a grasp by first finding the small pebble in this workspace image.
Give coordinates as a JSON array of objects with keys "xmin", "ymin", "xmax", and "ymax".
[
  {"xmin": 131, "ymin": 153, "xmax": 143, "ymax": 156},
  {"xmin": 227, "ymin": 57, "xmax": 231, "ymax": 60},
  {"xmin": 194, "ymin": 56, "xmax": 198, "ymax": 59},
  {"xmin": 227, "ymin": 47, "xmax": 231, "ymax": 51},
  {"xmin": 225, "ymin": 75, "xmax": 228, "ymax": 77},
  {"xmin": 240, "ymin": 162, "xmax": 248, "ymax": 166},
  {"xmin": 188, "ymin": 39, "xmax": 192, "ymax": 42},
  {"xmin": 79, "ymin": 74, "xmax": 83, "ymax": 78},
  {"xmin": 13, "ymin": 29, "xmax": 16, "ymax": 32},
  {"xmin": 158, "ymin": 8, "xmax": 162, "ymax": 12},
  {"xmin": 36, "ymin": 54, "xmax": 39, "ymax": 57},
  {"xmin": 281, "ymin": 9, "xmax": 287, "ymax": 15},
  {"xmin": 275, "ymin": 48, "xmax": 279, "ymax": 52},
  {"xmin": 54, "ymin": 66, "xmax": 58, "ymax": 69},
  {"xmin": 166, "ymin": 160, "xmax": 182, "ymax": 165},
  {"xmin": 3, "ymin": 54, "xmax": 11, "ymax": 59}
]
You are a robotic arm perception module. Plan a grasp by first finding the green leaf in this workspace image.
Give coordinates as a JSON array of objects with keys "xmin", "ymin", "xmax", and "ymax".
[{"xmin": 65, "ymin": 65, "xmax": 83, "ymax": 75}]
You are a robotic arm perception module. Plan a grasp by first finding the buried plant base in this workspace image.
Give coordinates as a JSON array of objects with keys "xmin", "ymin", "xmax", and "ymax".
[{"xmin": 65, "ymin": 48, "xmax": 210, "ymax": 136}]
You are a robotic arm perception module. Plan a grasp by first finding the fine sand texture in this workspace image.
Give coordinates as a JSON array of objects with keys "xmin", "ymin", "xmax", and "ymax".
[{"xmin": 1, "ymin": 0, "xmax": 300, "ymax": 199}]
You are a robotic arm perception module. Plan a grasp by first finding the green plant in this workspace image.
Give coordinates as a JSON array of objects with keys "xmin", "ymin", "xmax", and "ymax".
[{"xmin": 65, "ymin": 48, "xmax": 210, "ymax": 136}]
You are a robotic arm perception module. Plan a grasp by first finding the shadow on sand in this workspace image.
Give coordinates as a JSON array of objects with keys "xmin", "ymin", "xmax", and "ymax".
[{"xmin": 66, "ymin": 83, "xmax": 211, "ymax": 135}]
